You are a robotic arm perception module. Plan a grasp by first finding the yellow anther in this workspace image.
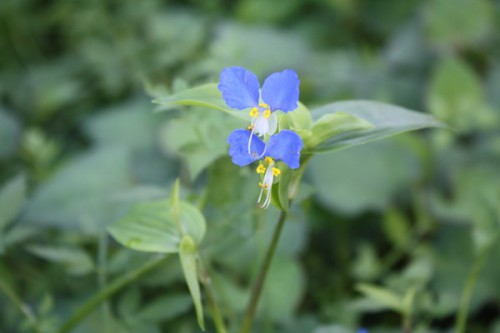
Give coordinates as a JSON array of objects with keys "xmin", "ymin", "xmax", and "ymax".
[
  {"xmin": 256, "ymin": 164, "xmax": 266, "ymax": 174},
  {"xmin": 248, "ymin": 124, "xmax": 254, "ymax": 130},
  {"xmin": 264, "ymin": 157, "xmax": 274, "ymax": 165},
  {"xmin": 259, "ymin": 182, "xmax": 268, "ymax": 189},
  {"xmin": 272, "ymin": 167, "xmax": 281, "ymax": 177},
  {"xmin": 259, "ymin": 103, "xmax": 269, "ymax": 109},
  {"xmin": 249, "ymin": 107, "xmax": 259, "ymax": 118},
  {"xmin": 263, "ymin": 109, "xmax": 271, "ymax": 118}
]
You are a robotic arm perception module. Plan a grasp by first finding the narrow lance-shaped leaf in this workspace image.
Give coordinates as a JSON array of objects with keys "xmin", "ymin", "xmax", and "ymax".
[
  {"xmin": 153, "ymin": 83, "xmax": 249, "ymax": 121},
  {"xmin": 179, "ymin": 235, "xmax": 205, "ymax": 331},
  {"xmin": 0, "ymin": 175, "xmax": 26, "ymax": 230},
  {"xmin": 170, "ymin": 179, "xmax": 181, "ymax": 234},
  {"xmin": 301, "ymin": 112, "xmax": 373, "ymax": 152},
  {"xmin": 310, "ymin": 101, "xmax": 446, "ymax": 152},
  {"xmin": 356, "ymin": 283, "xmax": 404, "ymax": 313}
]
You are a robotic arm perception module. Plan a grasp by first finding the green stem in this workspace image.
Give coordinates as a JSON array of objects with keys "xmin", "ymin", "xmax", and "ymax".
[
  {"xmin": 199, "ymin": 261, "xmax": 228, "ymax": 333},
  {"xmin": 454, "ymin": 235, "xmax": 498, "ymax": 333},
  {"xmin": 97, "ymin": 231, "xmax": 111, "ymax": 332},
  {"xmin": 204, "ymin": 281, "xmax": 228, "ymax": 333},
  {"xmin": 0, "ymin": 278, "xmax": 40, "ymax": 333},
  {"xmin": 56, "ymin": 255, "xmax": 169, "ymax": 333},
  {"xmin": 239, "ymin": 210, "xmax": 288, "ymax": 333}
]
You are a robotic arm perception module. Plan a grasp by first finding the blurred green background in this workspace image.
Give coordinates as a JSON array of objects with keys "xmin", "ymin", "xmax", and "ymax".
[{"xmin": 1, "ymin": 0, "xmax": 500, "ymax": 332}]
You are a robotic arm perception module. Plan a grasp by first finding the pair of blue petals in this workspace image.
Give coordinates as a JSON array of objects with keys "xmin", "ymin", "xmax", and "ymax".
[
  {"xmin": 227, "ymin": 129, "xmax": 303, "ymax": 169},
  {"xmin": 218, "ymin": 66, "xmax": 303, "ymax": 169},
  {"xmin": 218, "ymin": 66, "xmax": 300, "ymax": 112}
]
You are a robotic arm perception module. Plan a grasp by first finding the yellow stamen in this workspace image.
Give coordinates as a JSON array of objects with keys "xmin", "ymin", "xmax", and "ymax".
[
  {"xmin": 249, "ymin": 107, "xmax": 259, "ymax": 118},
  {"xmin": 272, "ymin": 167, "xmax": 281, "ymax": 177},
  {"xmin": 259, "ymin": 182, "xmax": 268, "ymax": 189},
  {"xmin": 256, "ymin": 164, "xmax": 266, "ymax": 174},
  {"xmin": 259, "ymin": 103, "xmax": 269, "ymax": 109},
  {"xmin": 264, "ymin": 157, "xmax": 274, "ymax": 165},
  {"xmin": 263, "ymin": 109, "xmax": 271, "ymax": 118},
  {"xmin": 248, "ymin": 124, "xmax": 254, "ymax": 130}
]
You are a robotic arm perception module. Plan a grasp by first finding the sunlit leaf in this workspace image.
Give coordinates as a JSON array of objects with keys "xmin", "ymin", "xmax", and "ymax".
[
  {"xmin": 154, "ymin": 83, "xmax": 249, "ymax": 121},
  {"xmin": 356, "ymin": 283, "xmax": 403, "ymax": 313},
  {"xmin": 179, "ymin": 235, "xmax": 205, "ymax": 331},
  {"xmin": 310, "ymin": 100, "xmax": 445, "ymax": 152},
  {"xmin": 302, "ymin": 112, "xmax": 373, "ymax": 152},
  {"xmin": 108, "ymin": 199, "xmax": 206, "ymax": 253}
]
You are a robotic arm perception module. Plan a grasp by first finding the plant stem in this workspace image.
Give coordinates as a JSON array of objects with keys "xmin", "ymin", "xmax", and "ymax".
[
  {"xmin": 97, "ymin": 231, "xmax": 111, "ymax": 333},
  {"xmin": 204, "ymin": 281, "xmax": 228, "ymax": 333},
  {"xmin": 0, "ymin": 277, "xmax": 40, "ymax": 333},
  {"xmin": 56, "ymin": 255, "xmax": 169, "ymax": 333},
  {"xmin": 239, "ymin": 210, "xmax": 288, "ymax": 333},
  {"xmin": 454, "ymin": 236, "xmax": 498, "ymax": 333}
]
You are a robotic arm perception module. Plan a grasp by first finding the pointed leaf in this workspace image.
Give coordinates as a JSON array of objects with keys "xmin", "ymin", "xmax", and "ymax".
[
  {"xmin": 356, "ymin": 283, "xmax": 403, "ymax": 313},
  {"xmin": 154, "ymin": 83, "xmax": 250, "ymax": 122},
  {"xmin": 108, "ymin": 199, "xmax": 206, "ymax": 253},
  {"xmin": 0, "ymin": 175, "xmax": 26, "ymax": 230},
  {"xmin": 310, "ymin": 101, "xmax": 445, "ymax": 152},
  {"xmin": 303, "ymin": 112, "xmax": 373, "ymax": 151},
  {"xmin": 179, "ymin": 235, "xmax": 205, "ymax": 330}
]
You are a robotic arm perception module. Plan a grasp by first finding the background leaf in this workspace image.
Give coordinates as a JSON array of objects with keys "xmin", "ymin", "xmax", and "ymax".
[{"xmin": 0, "ymin": 175, "xmax": 26, "ymax": 230}]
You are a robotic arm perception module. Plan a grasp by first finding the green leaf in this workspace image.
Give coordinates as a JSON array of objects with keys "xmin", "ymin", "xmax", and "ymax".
[
  {"xmin": 310, "ymin": 100, "xmax": 445, "ymax": 152},
  {"xmin": 23, "ymin": 147, "xmax": 133, "ymax": 233},
  {"xmin": 273, "ymin": 163, "xmax": 293, "ymax": 212},
  {"xmin": 170, "ymin": 179, "xmax": 181, "ymax": 230},
  {"xmin": 0, "ymin": 107, "xmax": 20, "ymax": 159},
  {"xmin": 308, "ymin": 137, "xmax": 421, "ymax": 214},
  {"xmin": 108, "ymin": 199, "xmax": 206, "ymax": 253},
  {"xmin": 154, "ymin": 83, "xmax": 249, "ymax": 121},
  {"xmin": 428, "ymin": 57, "xmax": 497, "ymax": 132},
  {"xmin": 356, "ymin": 283, "xmax": 403, "ymax": 313},
  {"xmin": 136, "ymin": 293, "xmax": 192, "ymax": 322},
  {"xmin": 27, "ymin": 245, "xmax": 94, "ymax": 276},
  {"xmin": 159, "ymin": 109, "xmax": 242, "ymax": 179},
  {"xmin": 179, "ymin": 235, "xmax": 205, "ymax": 331},
  {"xmin": 383, "ymin": 209, "xmax": 411, "ymax": 249},
  {"xmin": 273, "ymin": 159, "xmax": 308, "ymax": 212},
  {"xmin": 84, "ymin": 98, "xmax": 157, "ymax": 150},
  {"xmin": 402, "ymin": 285, "xmax": 418, "ymax": 316},
  {"xmin": 302, "ymin": 112, "xmax": 373, "ymax": 151},
  {"xmin": 280, "ymin": 103, "xmax": 313, "ymax": 131},
  {"xmin": 423, "ymin": 0, "xmax": 494, "ymax": 48},
  {"xmin": 0, "ymin": 175, "xmax": 26, "ymax": 230},
  {"xmin": 261, "ymin": 256, "xmax": 305, "ymax": 323}
]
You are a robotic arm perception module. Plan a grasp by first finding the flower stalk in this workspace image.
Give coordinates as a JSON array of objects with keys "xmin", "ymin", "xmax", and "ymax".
[{"xmin": 239, "ymin": 209, "xmax": 288, "ymax": 333}]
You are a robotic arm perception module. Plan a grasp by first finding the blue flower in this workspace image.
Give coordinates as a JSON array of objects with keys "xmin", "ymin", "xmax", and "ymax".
[
  {"xmin": 227, "ymin": 129, "xmax": 303, "ymax": 208},
  {"xmin": 218, "ymin": 66, "xmax": 300, "ymax": 139}
]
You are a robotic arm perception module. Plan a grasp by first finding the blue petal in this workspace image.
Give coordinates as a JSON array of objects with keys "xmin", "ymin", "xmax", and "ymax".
[
  {"xmin": 227, "ymin": 129, "xmax": 265, "ymax": 166},
  {"xmin": 261, "ymin": 69, "xmax": 300, "ymax": 112},
  {"xmin": 218, "ymin": 67, "xmax": 260, "ymax": 110},
  {"xmin": 266, "ymin": 130, "xmax": 303, "ymax": 169}
]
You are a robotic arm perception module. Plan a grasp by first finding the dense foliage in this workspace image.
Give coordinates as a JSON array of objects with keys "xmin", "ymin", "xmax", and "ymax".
[{"xmin": 1, "ymin": 0, "xmax": 499, "ymax": 332}]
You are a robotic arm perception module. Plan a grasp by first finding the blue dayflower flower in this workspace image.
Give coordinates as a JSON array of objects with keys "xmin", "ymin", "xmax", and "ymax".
[
  {"xmin": 218, "ymin": 66, "xmax": 300, "ymax": 140},
  {"xmin": 227, "ymin": 129, "xmax": 266, "ymax": 166},
  {"xmin": 227, "ymin": 129, "xmax": 303, "ymax": 208}
]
